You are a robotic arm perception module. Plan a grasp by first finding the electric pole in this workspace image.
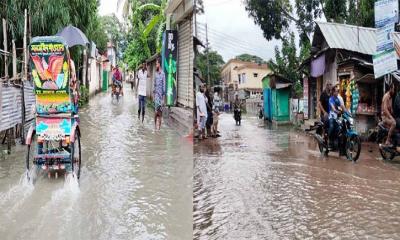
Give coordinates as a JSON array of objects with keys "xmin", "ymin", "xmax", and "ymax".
[
  {"xmin": 206, "ymin": 24, "xmax": 210, "ymax": 86},
  {"xmin": 194, "ymin": 0, "xmax": 198, "ymax": 38}
]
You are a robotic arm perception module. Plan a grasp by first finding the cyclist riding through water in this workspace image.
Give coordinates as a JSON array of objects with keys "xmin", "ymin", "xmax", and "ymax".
[{"xmin": 112, "ymin": 65, "xmax": 123, "ymax": 96}]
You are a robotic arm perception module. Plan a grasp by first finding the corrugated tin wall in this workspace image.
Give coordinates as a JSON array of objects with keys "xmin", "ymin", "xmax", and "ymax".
[
  {"xmin": 0, "ymin": 81, "xmax": 35, "ymax": 132},
  {"xmin": 0, "ymin": 86, "xmax": 22, "ymax": 131},
  {"xmin": 24, "ymin": 81, "xmax": 35, "ymax": 122}
]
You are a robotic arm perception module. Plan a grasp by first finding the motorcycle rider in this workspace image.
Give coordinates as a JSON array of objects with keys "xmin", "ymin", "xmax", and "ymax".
[
  {"xmin": 233, "ymin": 95, "xmax": 242, "ymax": 122},
  {"xmin": 112, "ymin": 65, "xmax": 123, "ymax": 96},
  {"xmin": 319, "ymin": 83, "xmax": 332, "ymax": 132},
  {"xmin": 328, "ymin": 85, "xmax": 350, "ymax": 149},
  {"xmin": 381, "ymin": 83, "xmax": 396, "ymax": 147},
  {"xmin": 392, "ymin": 89, "xmax": 400, "ymax": 152}
]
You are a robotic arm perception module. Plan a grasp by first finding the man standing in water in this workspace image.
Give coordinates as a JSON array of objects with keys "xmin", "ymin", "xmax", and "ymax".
[
  {"xmin": 381, "ymin": 83, "xmax": 396, "ymax": 147},
  {"xmin": 196, "ymin": 84, "xmax": 207, "ymax": 140},
  {"xmin": 153, "ymin": 58, "xmax": 166, "ymax": 130},
  {"xmin": 136, "ymin": 62, "xmax": 148, "ymax": 123}
]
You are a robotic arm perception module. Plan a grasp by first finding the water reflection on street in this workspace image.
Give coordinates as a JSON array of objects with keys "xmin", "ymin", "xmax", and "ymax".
[
  {"xmin": 0, "ymin": 91, "xmax": 192, "ymax": 240},
  {"xmin": 194, "ymin": 113, "xmax": 400, "ymax": 239}
]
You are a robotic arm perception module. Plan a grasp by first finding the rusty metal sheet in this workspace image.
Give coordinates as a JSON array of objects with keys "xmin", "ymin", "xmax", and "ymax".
[
  {"xmin": 24, "ymin": 81, "xmax": 35, "ymax": 122},
  {"xmin": 0, "ymin": 85, "xmax": 23, "ymax": 131}
]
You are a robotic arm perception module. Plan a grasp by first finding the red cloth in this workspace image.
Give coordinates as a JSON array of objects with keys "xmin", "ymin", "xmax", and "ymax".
[{"xmin": 113, "ymin": 69, "xmax": 122, "ymax": 81}]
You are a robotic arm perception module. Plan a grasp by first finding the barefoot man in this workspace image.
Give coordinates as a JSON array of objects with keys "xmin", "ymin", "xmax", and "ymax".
[{"xmin": 382, "ymin": 83, "xmax": 396, "ymax": 146}]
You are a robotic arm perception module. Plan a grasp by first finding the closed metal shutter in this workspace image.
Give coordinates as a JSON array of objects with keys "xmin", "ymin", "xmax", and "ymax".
[{"xmin": 177, "ymin": 16, "xmax": 193, "ymax": 109}]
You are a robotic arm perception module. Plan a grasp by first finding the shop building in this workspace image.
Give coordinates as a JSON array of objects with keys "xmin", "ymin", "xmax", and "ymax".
[
  {"xmin": 221, "ymin": 59, "xmax": 269, "ymax": 103},
  {"xmin": 301, "ymin": 21, "xmax": 380, "ymax": 136},
  {"xmin": 164, "ymin": 0, "xmax": 194, "ymax": 135}
]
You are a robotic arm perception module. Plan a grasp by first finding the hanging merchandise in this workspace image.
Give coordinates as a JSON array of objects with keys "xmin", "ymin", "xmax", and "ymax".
[
  {"xmin": 345, "ymin": 79, "xmax": 352, "ymax": 110},
  {"xmin": 340, "ymin": 79, "xmax": 346, "ymax": 94},
  {"xmin": 351, "ymin": 80, "xmax": 360, "ymax": 114}
]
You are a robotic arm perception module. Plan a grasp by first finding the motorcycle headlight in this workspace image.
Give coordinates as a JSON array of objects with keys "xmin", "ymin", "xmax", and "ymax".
[{"xmin": 348, "ymin": 117, "xmax": 354, "ymax": 126}]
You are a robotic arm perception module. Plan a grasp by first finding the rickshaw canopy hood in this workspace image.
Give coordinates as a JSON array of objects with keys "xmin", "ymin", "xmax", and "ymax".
[{"xmin": 56, "ymin": 25, "xmax": 89, "ymax": 47}]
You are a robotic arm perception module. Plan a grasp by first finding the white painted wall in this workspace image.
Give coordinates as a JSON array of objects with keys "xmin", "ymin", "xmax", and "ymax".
[{"xmin": 88, "ymin": 58, "xmax": 102, "ymax": 96}]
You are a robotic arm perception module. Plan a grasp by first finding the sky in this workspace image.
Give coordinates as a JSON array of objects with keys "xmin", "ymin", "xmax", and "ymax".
[
  {"xmin": 99, "ymin": 0, "xmax": 293, "ymax": 62},
  {"xmin": 99, "ymin": 0, "xmax": 121, "ymax": 18},
  {"xmin": 197, "ymin": 0, "xmax": 282, "ymax": 62}
]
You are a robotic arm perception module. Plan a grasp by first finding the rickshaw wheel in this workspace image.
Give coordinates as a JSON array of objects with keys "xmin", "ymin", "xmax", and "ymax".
[
  {"xmin": 70, "ymin": 132, "xmax": 82, "ymax": 179},
  {"xmin": 25, "ymin": 134, "xmax": 39, "ymax": 182}
]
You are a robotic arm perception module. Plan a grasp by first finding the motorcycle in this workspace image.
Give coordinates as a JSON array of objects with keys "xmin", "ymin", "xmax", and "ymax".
[
  {"xmin": 111, "ymin": 83, "xmax": 121, "ymax": 102},
  {"xmin": 258, "ymin": 107, "xmax": 264, "ymax": 119},
  {"xmin": 234, "ymin": 108, "xmax": 241, "ymax": 126},
  {"xmin": 377, "ymin": 122, "xmax": 400, "ymax": 160},
  {"xmin": 308, "ymin": 112, "xmax": 361, "ymax": 162}
]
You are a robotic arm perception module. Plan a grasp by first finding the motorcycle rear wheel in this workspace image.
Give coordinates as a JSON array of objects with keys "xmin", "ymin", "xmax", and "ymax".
[
  {"xmin": 346, "ymin": 135, "xmax": 361, "ymax": 162},
  {"xmin": 379, "ymin": 136, "xmax": 395, "ymax": 160},
  {"xmin": 380, "ymin": 148, "xmax": 395, "ymax": 161},
  {"xmin": 379, "ymin": 136, "xmax": 395, "ymax": 161}
]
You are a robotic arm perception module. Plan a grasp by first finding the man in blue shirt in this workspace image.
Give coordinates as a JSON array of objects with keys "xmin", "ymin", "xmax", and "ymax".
[{"xmin": 328, "ymin": 85, "xmax": 349, "ymax": 148}]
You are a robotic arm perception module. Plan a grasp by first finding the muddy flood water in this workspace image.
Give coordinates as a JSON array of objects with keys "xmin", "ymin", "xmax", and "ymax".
[
  {"xmin": 0, "ymin": 91, "xmax": 192, "ymax": 240},
  {"xmin": 194, "ymin": 114, "xmax": 400, "ymax": 240}
]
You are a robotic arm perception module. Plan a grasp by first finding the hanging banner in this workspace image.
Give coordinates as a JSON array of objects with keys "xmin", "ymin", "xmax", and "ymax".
[
  {"xmin": 310, "ymin": 54, "xmax": 325, "ymax": 78},
  {"xmin": 162, "ymin": 30, "xmax": 178, "ymax": 106},
  {"xmin": 373, "ymin": 49, "xmax": 397, "ymax": 78},
  {"xmin": 373, "ymin": 0, "xmax": 398, "ymax": 78},
  {"xmin": 375, "ymin": 0, "xmax": 399, "ymax": 28},
  {"xmin": 377, "ymin": 23, "xmax": 395, "ymax": 52}
]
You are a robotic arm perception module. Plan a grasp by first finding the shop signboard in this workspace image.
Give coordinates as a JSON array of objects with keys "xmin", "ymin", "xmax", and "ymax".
[
  {"xmin": 373, "ymin": 0, "xmax": 398, "ymax": 78},
  {"xmin": 377, "ymin": 23, "xmax": 395, "ymax": 52},
  {"xmin": 375, "ymin": 0, "xmax": 398, "ymax": 28},
  {"xmin": 162, "ymin": 30, "xmax": 178, "ymax": 106},
  {"xmin": 373, "ymin": 49, "xmax": 397, "ymax": 78}
]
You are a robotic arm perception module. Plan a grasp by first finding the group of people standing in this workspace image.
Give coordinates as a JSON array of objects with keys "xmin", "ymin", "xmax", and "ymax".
[
  {"xmin": 112, "ymin": 58, "xmax": 166, "ymax": 130},
  {"xmin": 196, "ymin": 84, "xmax": 222, "ymax": 140}
]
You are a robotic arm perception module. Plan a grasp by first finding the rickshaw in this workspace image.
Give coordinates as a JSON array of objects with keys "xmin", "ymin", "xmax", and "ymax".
[{"xmin": 25, "ymin": 36, "xmax": 81, "ymax": 180}]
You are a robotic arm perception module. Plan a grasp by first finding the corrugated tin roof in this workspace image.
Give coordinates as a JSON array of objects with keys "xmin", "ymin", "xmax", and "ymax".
[{"xmin": 314, "ymin": 21, "xmax": 377, "ymax": 55}]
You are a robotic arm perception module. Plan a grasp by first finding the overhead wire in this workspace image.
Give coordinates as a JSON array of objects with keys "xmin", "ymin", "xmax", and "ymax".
[
  {"xmin": 197, "ymin": 23, "xmax": 268, "ymax": 50},
  {"xmin": 196, "ymin": 27, "xmax": 261, "ymax": 51},
  {"xmin": 198, "ymin": 34, "xmax": 258, "ymax": 54},
  {"xmin": 196, "ymin": 28, "xmax": 266, "ymax": 56}
]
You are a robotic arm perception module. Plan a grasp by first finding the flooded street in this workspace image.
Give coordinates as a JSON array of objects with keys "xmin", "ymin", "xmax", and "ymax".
[
  {"xmin": 0, "ymin": 90, "xmax": 192, "ymax": 240},
  {"xmin": 194, "ymin": 113, "xmax": 400, "ymax": 239}
]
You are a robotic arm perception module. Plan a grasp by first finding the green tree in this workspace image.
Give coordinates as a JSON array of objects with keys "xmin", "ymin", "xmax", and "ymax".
[
  {"xmin": 100, "ymin": 14, "xmax": 127, "ymax": 56},
  {"xmin": 268, "ymin": 32, "xmax": 307, "ymax": 97},
  {"xmin": 87, "ymin": 16, "xmax": 108, "ymax": 53},
  {"xmin": 346, "ymin": 0, "xmax": 358, "ymax": 25},
  {"xmin": 0, "ymin": 0, "xmax": 105, "ymax": 48},
  {"xmin": 124, "ymin": 0, "xmax": 167, "ymax": 70},
  {"xmin": 323, "ymin": 0, "xmax": 347, "ymax": 23},
  {"xmin": 358, "ymin": 0, "xmax": 374, "ymax": 27},
  {"xmin": 244, "ymin": 0, "xmax": 374, "ymax": 44},
  {"xmin": 243, "ymin": 0, "xmax": 293, "ymax": 41},
  {"xmin": 0, "ymin": 0, "xmax": 106, "ymax": 76},
  {"xmin": 195, "ymin": 49, "xmax": 225, "ymax": 86},
  {"xmin": 235, "ymin": 54, "xmax": 266, "ymax": 63}
]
